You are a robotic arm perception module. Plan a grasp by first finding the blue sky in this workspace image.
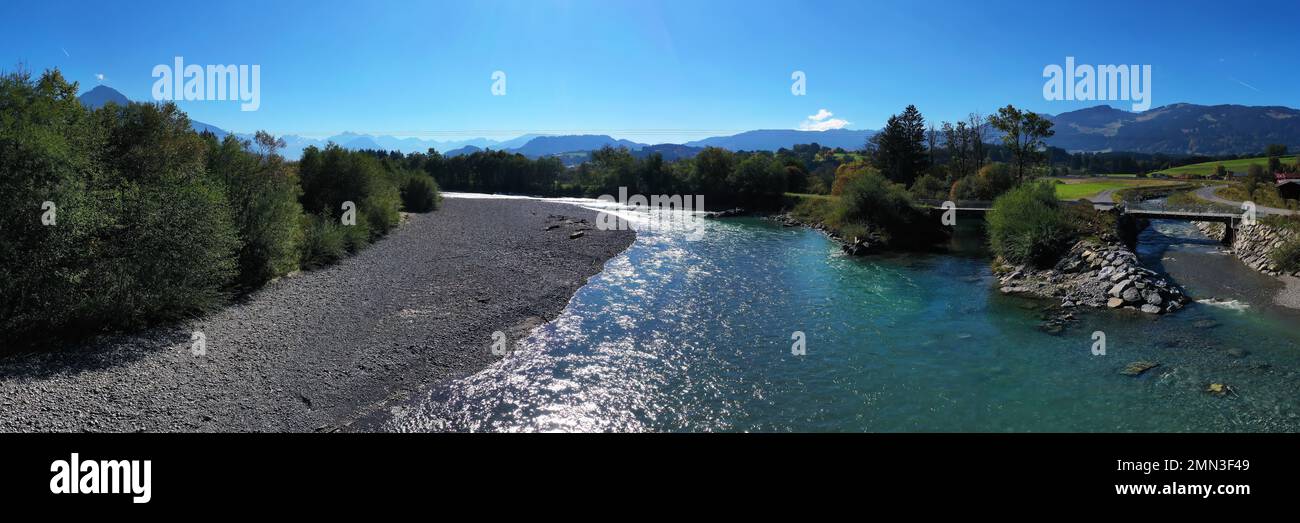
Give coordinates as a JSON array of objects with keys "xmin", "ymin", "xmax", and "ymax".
[{"xmin": 4, "ymin": 0, "xmax": 1297, "ymax": 144}]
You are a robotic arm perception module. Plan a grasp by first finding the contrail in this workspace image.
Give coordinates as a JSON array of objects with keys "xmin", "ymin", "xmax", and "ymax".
[{"xmin": 1229, "ymin": 77, "xmax": 1260, "ymax": 92}]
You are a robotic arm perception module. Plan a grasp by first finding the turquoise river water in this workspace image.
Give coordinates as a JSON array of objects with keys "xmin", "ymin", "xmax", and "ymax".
[{"xmin": 382, "ymin": 195, "xmax": 1300, "ymax": 432}]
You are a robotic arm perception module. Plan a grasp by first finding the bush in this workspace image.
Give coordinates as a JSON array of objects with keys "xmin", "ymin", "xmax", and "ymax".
[
  {"xmin": 1, "ymin": 69, "xmax": 242, "ymax": 345},
  {"xmin": 205, "ymin": 132, "xmax": 305, "ymax": 289},
  {"xmin": 0, "ymin": 68, "xmax": 104, "ymax": 342},
  {"xmin": 89, "ymin": 100, "xmax": 241, "ymax": 328},
  {"xmin": 909, "ymin": 173, "xmax": 948, "ymax": 200},
  {"xmin": 830, "ymin": 161, "xmax": 872, "ymax": 196},
  {"xmin": 836, "ymin": 168, "xmax": 930, "ymax": 244},
  {"xmin": 299, "ymin": 144, "xmax": 402, "ymax": 240},
  {"xmin": 299, "ymin": 212, "xmax": 348, "ymax": 268},
  {"xmin": 1271, "ymin": 238, "xmax": 1300, "ymax": 273},
  {"xmin": 987, "ymin": 181, "xmax": 1076, "ymax": 267},
  {"xmin": 398, "ymin": 170, "xmax": 440, "ymax": 213},
  {"xmin": 950, "ymin": 162, "xmax": 1015, "ymax": 201}
]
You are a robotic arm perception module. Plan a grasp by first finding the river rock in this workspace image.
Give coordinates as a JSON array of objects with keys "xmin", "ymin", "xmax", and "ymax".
[
  {"xmin": 1143, "ymin": 290, "xmax": 1163, "ymax": 306},
  {"xmin": 1120, "ymin": 361, "xmax": 1159, "ymax": 376},
  {"xmin": 991, "ymin": 239, "xmax": 1189, "ymax": 315},
  {"xmin": 1140, "ymin": 304, "xmax": 1162, "ymax": 314},
  {"xmin": 1108, "ymin": 280, "xmax": 1130, "ymax": 297}
]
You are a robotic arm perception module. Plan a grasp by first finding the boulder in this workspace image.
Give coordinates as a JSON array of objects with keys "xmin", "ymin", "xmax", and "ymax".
[
  {"xmin": 1107, "ymin": 297, "xmax": 1125, "ymax": 308},
  {"xmin": 1121, "ymin": 287, "xmax": 1141, "ymax": 303},
  {"xmin": 1120, "ymin": 361, "xmax": 1159, "ymax": 376},
  {"xmin": 1142, "ymin": 290, "xmax": 1163, "ymax": 306},
  {"xmin": 1108, "ymin": 280, "xmax": 1130, "ymax": 297}
]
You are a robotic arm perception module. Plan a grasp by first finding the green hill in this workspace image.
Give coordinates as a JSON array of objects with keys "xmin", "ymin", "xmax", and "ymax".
[{"xmin": 1158, "ymin": 156, "xmax": 1298, "ymax": 177}]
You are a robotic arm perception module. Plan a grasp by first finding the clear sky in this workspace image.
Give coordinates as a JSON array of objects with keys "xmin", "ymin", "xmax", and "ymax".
[{"xmin": 4, "ymin": 0, "xmax": 1297, "ymax": 144}]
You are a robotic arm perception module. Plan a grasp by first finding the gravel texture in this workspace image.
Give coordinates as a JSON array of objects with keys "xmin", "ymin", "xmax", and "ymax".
[{"xmin": 0, "ymin": 197, "xmax": 634, "ymax": 432}]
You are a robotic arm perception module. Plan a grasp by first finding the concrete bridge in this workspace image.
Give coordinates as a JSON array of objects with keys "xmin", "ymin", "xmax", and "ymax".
[
  {"xmin": 921, "ymin": 200, "xmax": 1246, "ymax": 244},
  {"xmin": 921, "ymin": 200, "xmax": 1240, "ymax": 224}
]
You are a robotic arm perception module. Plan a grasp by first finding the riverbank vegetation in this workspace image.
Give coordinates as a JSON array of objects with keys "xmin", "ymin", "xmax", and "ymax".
[
  {"xmin": 0, "ymin": 68, "xmax": 440, "ymax": 348},
  {"xmin": 987, "ymin": 182, "xmax": 1077, "ymax": 267},
  {"xmin": 1262, "ymin": 216, "xmax": 1300, "ymax": 272}
]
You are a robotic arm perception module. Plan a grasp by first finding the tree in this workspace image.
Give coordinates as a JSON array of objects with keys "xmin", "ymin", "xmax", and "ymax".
[
  {"xmin": 987, "ymin": 105, "xmax": 1055, "ymax": 182},
  {"xmin": 1215, "ymin": 164, "xmax": 1228, "ymax": 179},
  {"xmin": 869, "ymin": 105, "xmax": 929, "ymax": 186},
  {"xmin": 690, "ymin": 146, "xmax": 735, "ymax": 197},
  {"xmin": 968, "ymin": 111, "xmax": 986, "ymax": 171},
  {"xmin": 1266, "ymin": 144, "xmax": 1289, "ymax": 157},
  {"xmin": 1247, "ymin": 163, "xmax": 1265, "ymax": 199},
  {"xmin": 927, "ymin": 124, "xmax": 938, "ymax": 169},
  {"xmin": 204, "ymin": 132, "xmax": 303, "ymax": 289},
  {"xmin": 942, "ymin": 120, "xmax": 974, "ymax": 180}
]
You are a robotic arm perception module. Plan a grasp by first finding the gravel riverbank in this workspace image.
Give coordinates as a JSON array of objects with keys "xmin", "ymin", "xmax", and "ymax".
[{"xmin": 0, "ymin": 197, "xmax": 634, "ymax": 432}]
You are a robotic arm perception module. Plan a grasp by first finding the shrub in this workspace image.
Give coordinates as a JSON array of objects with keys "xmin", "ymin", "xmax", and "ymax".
[
  {"xmin": 830, "ymin": 161, "xmax": 873, "ymax": 196},
  {"xmin": 299, "ymin": 212, "xmax": 348, "ymax": 268},
  {"xmin": 87, "ymin": 100, "xmax": 241, "ymax": 328},
  {"xmin": 398, "ymin": 170, "xmax": 440, "ymax": 213},
  {"xmin": 299, "ymin": 144, "xmax": 402, "ymax": 240},
  {"xmin": 909, "ymin": 173, "xmax": 948, "ymax": 200},
  {"xmin": 1271, "ymin": 238, "xmax": 1300, "ymax": 273},
  {"xmin": 836, "ymin": 168, "xmax": 929, "ymax": 243},
  {"xmin": 0, "ymin": 68, "xmax": 104, "ymax": 342},
  {"xmin": 205, "ymin": 132, "xmax": 304, "ymax": 289},
  {"xmin": 987, "ymin": 181, "xmax": 1076, "ymax": 267},
  {"xmin": 950, "ymin": 162, "xmax": 1015, "ymax": 201}
]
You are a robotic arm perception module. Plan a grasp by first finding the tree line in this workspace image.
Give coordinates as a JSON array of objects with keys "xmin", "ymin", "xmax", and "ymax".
[{"xmin": 0, "ymin": 68, "xmax": 440, "ymax": 348}]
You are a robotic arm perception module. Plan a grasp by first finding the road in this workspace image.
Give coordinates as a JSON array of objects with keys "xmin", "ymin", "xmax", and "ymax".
[{"xmin": 1193, "ymin": 184, "xmax": 1296, "ymax": 216}]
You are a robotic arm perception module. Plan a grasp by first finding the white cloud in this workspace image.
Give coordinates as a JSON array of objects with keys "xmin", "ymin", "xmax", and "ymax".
[
  {"xmin": 95, "ymin": 73, "xmax": 105, "ymax": 82},
  {"xmin": 799, "ymin": 108, "xmax": 849, "ymax": 131}
]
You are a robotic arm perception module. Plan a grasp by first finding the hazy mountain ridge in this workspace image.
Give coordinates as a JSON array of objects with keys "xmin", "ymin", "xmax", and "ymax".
[
  {"xmin": 77, "ymin": 86, "xmax": 1300, "ymax": 159},
  {"xmin": 685, "ymin": 128, "xmax": 877, "ymax": 151},
  {"xmin": 1046, "ymin": 103, "xmax": 1300, "ymax": 155}
]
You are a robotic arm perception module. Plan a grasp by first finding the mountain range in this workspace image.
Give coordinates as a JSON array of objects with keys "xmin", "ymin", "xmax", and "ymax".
[
  {"xmin": 78, "ymin": 85, "xmax": 1300, "ymax": 161},
  {"xmin": 1044, "ymin": 103, "xmax": 1300, "ymax": 155}
]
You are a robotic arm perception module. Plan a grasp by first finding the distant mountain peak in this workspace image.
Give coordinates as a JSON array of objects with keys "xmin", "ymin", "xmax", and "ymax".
[{"xmin": 77, "ymin": 85, "xmax": 130, "ymax": 110}]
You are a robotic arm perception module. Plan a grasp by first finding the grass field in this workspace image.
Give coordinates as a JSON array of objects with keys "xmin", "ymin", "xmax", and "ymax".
[
  {"xmin": 1157, "ymin": 156, "xmax": 1298, "ymax": 178},
  {"xmin": 1049, "ymin": 178, "xmax": 1181, "ymax": 201}
]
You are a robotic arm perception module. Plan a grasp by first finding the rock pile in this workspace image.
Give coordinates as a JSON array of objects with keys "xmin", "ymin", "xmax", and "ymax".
[{"xmin": 998, "ymin": 241, "xmax": 1188, "ymax": 314}]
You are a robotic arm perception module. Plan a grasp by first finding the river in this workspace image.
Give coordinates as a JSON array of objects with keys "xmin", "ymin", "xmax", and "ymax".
[{"xmin": 379, "ymin": 195, "xmax": 1300, "ymax": 432}]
